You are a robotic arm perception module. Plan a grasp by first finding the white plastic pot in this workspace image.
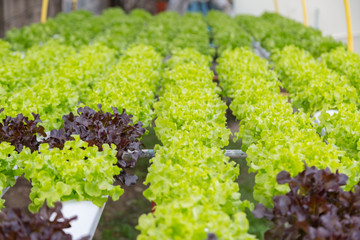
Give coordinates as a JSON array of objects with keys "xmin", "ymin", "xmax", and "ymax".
[
  {"xmin": 0, "ymin": 187, "xmax": 10, "ymax": 198},
  {"xmin": 1, "ymin": 166, "xmax": 19, "ymax": 198},
  {"xmin": 313, "ymin": 110, "xmax": 339, "ymax": 136},
  {"xmin": 62, "ymin": 200, "xmax": 106, "ymax": 240}
]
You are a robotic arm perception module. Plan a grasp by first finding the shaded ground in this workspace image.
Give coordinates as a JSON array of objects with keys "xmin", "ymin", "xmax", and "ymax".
[{"xmin": 3, "ymin": 176, "xmax": 32, "ymax": 212}]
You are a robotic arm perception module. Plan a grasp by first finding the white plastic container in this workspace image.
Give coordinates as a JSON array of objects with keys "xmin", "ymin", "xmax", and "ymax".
[
  {"xmin": 1, "ymin": 166, "xmax": 19, "ymax": 198},
  {"xmin": 313, "ymin": 110, "xmax": 339, "ymax": 135},
  {"xmin": 62, "ymin": 200, "xmax": 106, "ymax": 240},
  {"xmin": 0, "ymin": 187, "xmax": 9, "ymax": 198}
]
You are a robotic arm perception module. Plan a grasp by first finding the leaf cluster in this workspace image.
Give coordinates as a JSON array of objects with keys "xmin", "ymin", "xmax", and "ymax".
[
  {"xmin": 0, "ymin": 104, "xmax": 144, "ymax": 209},
  {"xmin": 0, "ymin": 40, "xmax": 11, "ymax": 60},
  {"xmin": 0, "ymin": 40, "xmax": 75, "ymax": 97},
  {"xmin": 44, "ymin": 104, "xmax": 145, "ymax": 184},
  {"xmin": 316, "ymin": 105, "xmax": 360, "ymax": 187},
  {"xmin": 237, "ymin": 12, "xmax": 345, "ymax": 58},
  {"xmin": 217, "ymin": 48, "xmax": 348, "ymax": 206},
  {"xmin": 19, "ymin": 135, "xmax": 123, "ymax": 212},
  {"xmin": 5, "ymin": 10, "xmax": 116, "ymax": 51},
  {"xmin": 235, "ymin": 15, "xmax": 273, "ymax": 42},
  {"xmin": 85, "ymin": 44, "xmax": 162, "ymax": 127},
  {"xmin": 0, "ymin": 202, "xmax": 87, "ymax": 240},
  {"xmin": 135, "ymin": 11, "xmax": 181, "ymax": 56},
  {"xmin": 6, "ymin": 11, "xmax": 94, "ymax": 50},
  {"xmin": 93, "ymin": 9, "xmax": 150, "ymax": 53},
  {"xmin": 272, "ymin": 46, "xmax": 358, "ymax": 114},
  {"xmin": 0, "ymin": 143, "xmax": 21, "ymax": 209},
  {"xmin": 137, "ymin": 49, "xmax": 255, "ymax": 239},
  {"xmin": 171, "ymin": 13, "xmax": 214, "ymax": 56},
  {"xmin": 1, "ymin": 43, "xmax": 116, "ymax": 130},
  {"xmin": 0, "ymin": 110, "xmax": 46, "ymax": 153},
  {"xmin": 207, "ymin": 11, "xmax": 252, "ymax": 55},
  {"xmin": 254, "ymin": 165, "xmax": 360, "ymax": 240},
  {"xmin": 321, "ymin": 47, "xmax": 360, "ymax": 94}
]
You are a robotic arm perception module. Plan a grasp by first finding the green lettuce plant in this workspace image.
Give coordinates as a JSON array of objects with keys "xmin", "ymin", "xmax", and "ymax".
[
  {"xmin": 318, "ymin": 104, "xmax": 360, "ymax": 161},
  {"xmin": 207, "ymin": 11, "xmax": 252, "ymax": 55},
  {"xmin": 18, "ymin": 135, "xmax": 123, "ymax": 213},
  {"xmin": 216, "ymin": 47, "xmax": 354, "ymax": 207},
  {"xmin": 135, "ymin": 11, "xmax": 180, "ymax": 56},
  {"xmin": 0, "ymin": 143, "xmax": 22, "ymax": 209},
  {"xmin": 259, "ymin": 12, "xmax": 344, "ymax": 57},
  {"xmin": 321, "ymin": 47, "xmax": 360, "ymax": 94},
  {"xmin": 272, "ymin": 46, "xmax": 358, "ymax": 114},
  {"xmin": 85, "ymin": 44, "xmax": 162, "ymax": 127},
  {"xmin": 170, "ymin": 13, "xmax": 214, "ymax": 56},
  {"xmin": 137, "ymin": 49, "xmax": 254, "ymax": 239},
  {"xmin": 0, "ymin": 40, "xmax": 75, "ymax": 97},
  {"xmin": 235, "ymin": 15, "xmax": 272, "ymax": 42},
  {"xmin": 1, "ymin": 43, "xmax": 116, "ymax": 130},
  {"xmin": 138, "ymin": 202, "xmax": 255, "ymax": 240},
  {"xmin": 6, "ymin": 10, "xmax": 99, "ymax": 50},
  {"xmin": 0, "ymin": 40, "xmax": 11, "ymax": 60},
  {"xmin": 94, "ymin": 9, "xmax": 149, "ymax": 54}
]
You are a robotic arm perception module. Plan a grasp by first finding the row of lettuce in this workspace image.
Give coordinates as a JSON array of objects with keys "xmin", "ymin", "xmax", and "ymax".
[
  {"xmin": 4, "ymin": 8, "xmax": 212, "ymax": 57},
  {"xmin": 4, "ymin": 8, "xmax": 343, "ymax": 59},
  {"xmin": 272, "ymin": 45, "xmax": 360, "ymax": 162},
  {"xmin": 137, "ymin": 49, "xmax": 255, "ymax": 239},
  {"xmin": 235, "ymin": 12, "xmax": 344, "ymax": 57},
  {"xmin": 5, "ymin": 9, "xmax": 149, "ymax": 51},
  {"xmin": 209, "ymin": 16, "xmax": 359, "ymax": 235},
  {"xmin": 1, "ymin": 43, "xmax": 357, "ymax": 238},
  {"xmin": 0, "ymin": 44, "xmax": 163, "ymax": 212},
  {"xmin": 217, "ymin": 47, "xmax": 359, "ymax": 206},
  {"xmin": 0, "ymin": 42, "xmax": 161, "ymax": 130},
  {"xmin": 0, "ymin": 7, "xmax": 358, "ymax": 239},
  {"xmin": 216, "ymin": 46, "xmax": 360, "ymax": 238}
]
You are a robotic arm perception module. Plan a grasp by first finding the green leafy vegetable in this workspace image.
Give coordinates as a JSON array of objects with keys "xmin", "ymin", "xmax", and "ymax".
[
  {"xmin": 217, "ymin": 47, "xmax": 351, "ymax": 207},
  {"xmin": 19, "ymin": 135, "xmax": 123, "ymax": 212},
  {"xmin": 85, "ymin": 44, "xmax": 162, "ymax": 127},
  {"xmin": 207, "ymin": 11, "xmax": 252, "ymax": 55},
  {"xmin": 272, "ymin": 45, "xmax": 358, "ymax": 114},
  {"xmin": 137, "ymin": 49, "xmax": 254, "ymax": 239},
  {"xmin": 321, "ymin": 47, "xmax": 360, "ymax": 94},
  {"xmin": 0, "ymin": 143, "xmax": 22, "ymax": 209}
]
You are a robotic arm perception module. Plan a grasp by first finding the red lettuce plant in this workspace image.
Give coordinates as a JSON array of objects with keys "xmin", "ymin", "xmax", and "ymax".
[
  {"xmin": 253, "ymin": 164, "xmax": 360, "ymax": 240},
  {"xmin": 0, "ymin": 202, "xmax": 88, "ymax": 240},
  {"xmin": 44, "ymin": 104, "xmax": 145, "ymax": 185},
  {"xmin": 0, "ymin": 108, "xmax": 46, "ymax": 153}
]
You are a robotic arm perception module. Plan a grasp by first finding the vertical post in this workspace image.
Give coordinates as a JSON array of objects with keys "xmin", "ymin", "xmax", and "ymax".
[
  {"xmin": 344, "ymin": 0, "xmax": 353, "ymax": 52},
  {"xmin": 274, "ymin": 0, "xmax": 279, "ymax": 13},
  {"xmin": 302, "ymin": 0, "xmax": 308, "ymax": 26},
  {"xmin": 0, "ymin": 0, "xmax": 5, "ymax": 38},
  {"xmin": 41, "ymin": 0, "xmax": 49, "ymax": 23},
  {"xmin": 314, "ymin": 8, "xmax": 319, "ymax": 29},
  {"xmin": 72, "ymin": 0, "xmax": 77, "ymax": 10}
]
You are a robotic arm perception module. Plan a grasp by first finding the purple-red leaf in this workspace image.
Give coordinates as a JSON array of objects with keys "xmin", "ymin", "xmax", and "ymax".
[
  {"xmin": 0, "ymin": 111, "xmax": 46, "ymax": 153},
  {"xmin": 276, "ymin": 171, "xmax": 291, "ymax": 184},
  {"xmin": 43, "ymin": 105, "xmax": 146, "ymax": 185},
  {"xmin": 254, "ymin": 164, "xmax": 360, "ymax": 239},
  {"xmin": 0, "ymin": 202, "xmax": 88, "ymax": 240}
]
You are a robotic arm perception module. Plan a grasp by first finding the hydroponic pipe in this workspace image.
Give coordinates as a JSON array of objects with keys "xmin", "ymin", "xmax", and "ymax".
[{"xmin": 123, "ymin": 149, "xmax": 247, "ymax": 160}]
